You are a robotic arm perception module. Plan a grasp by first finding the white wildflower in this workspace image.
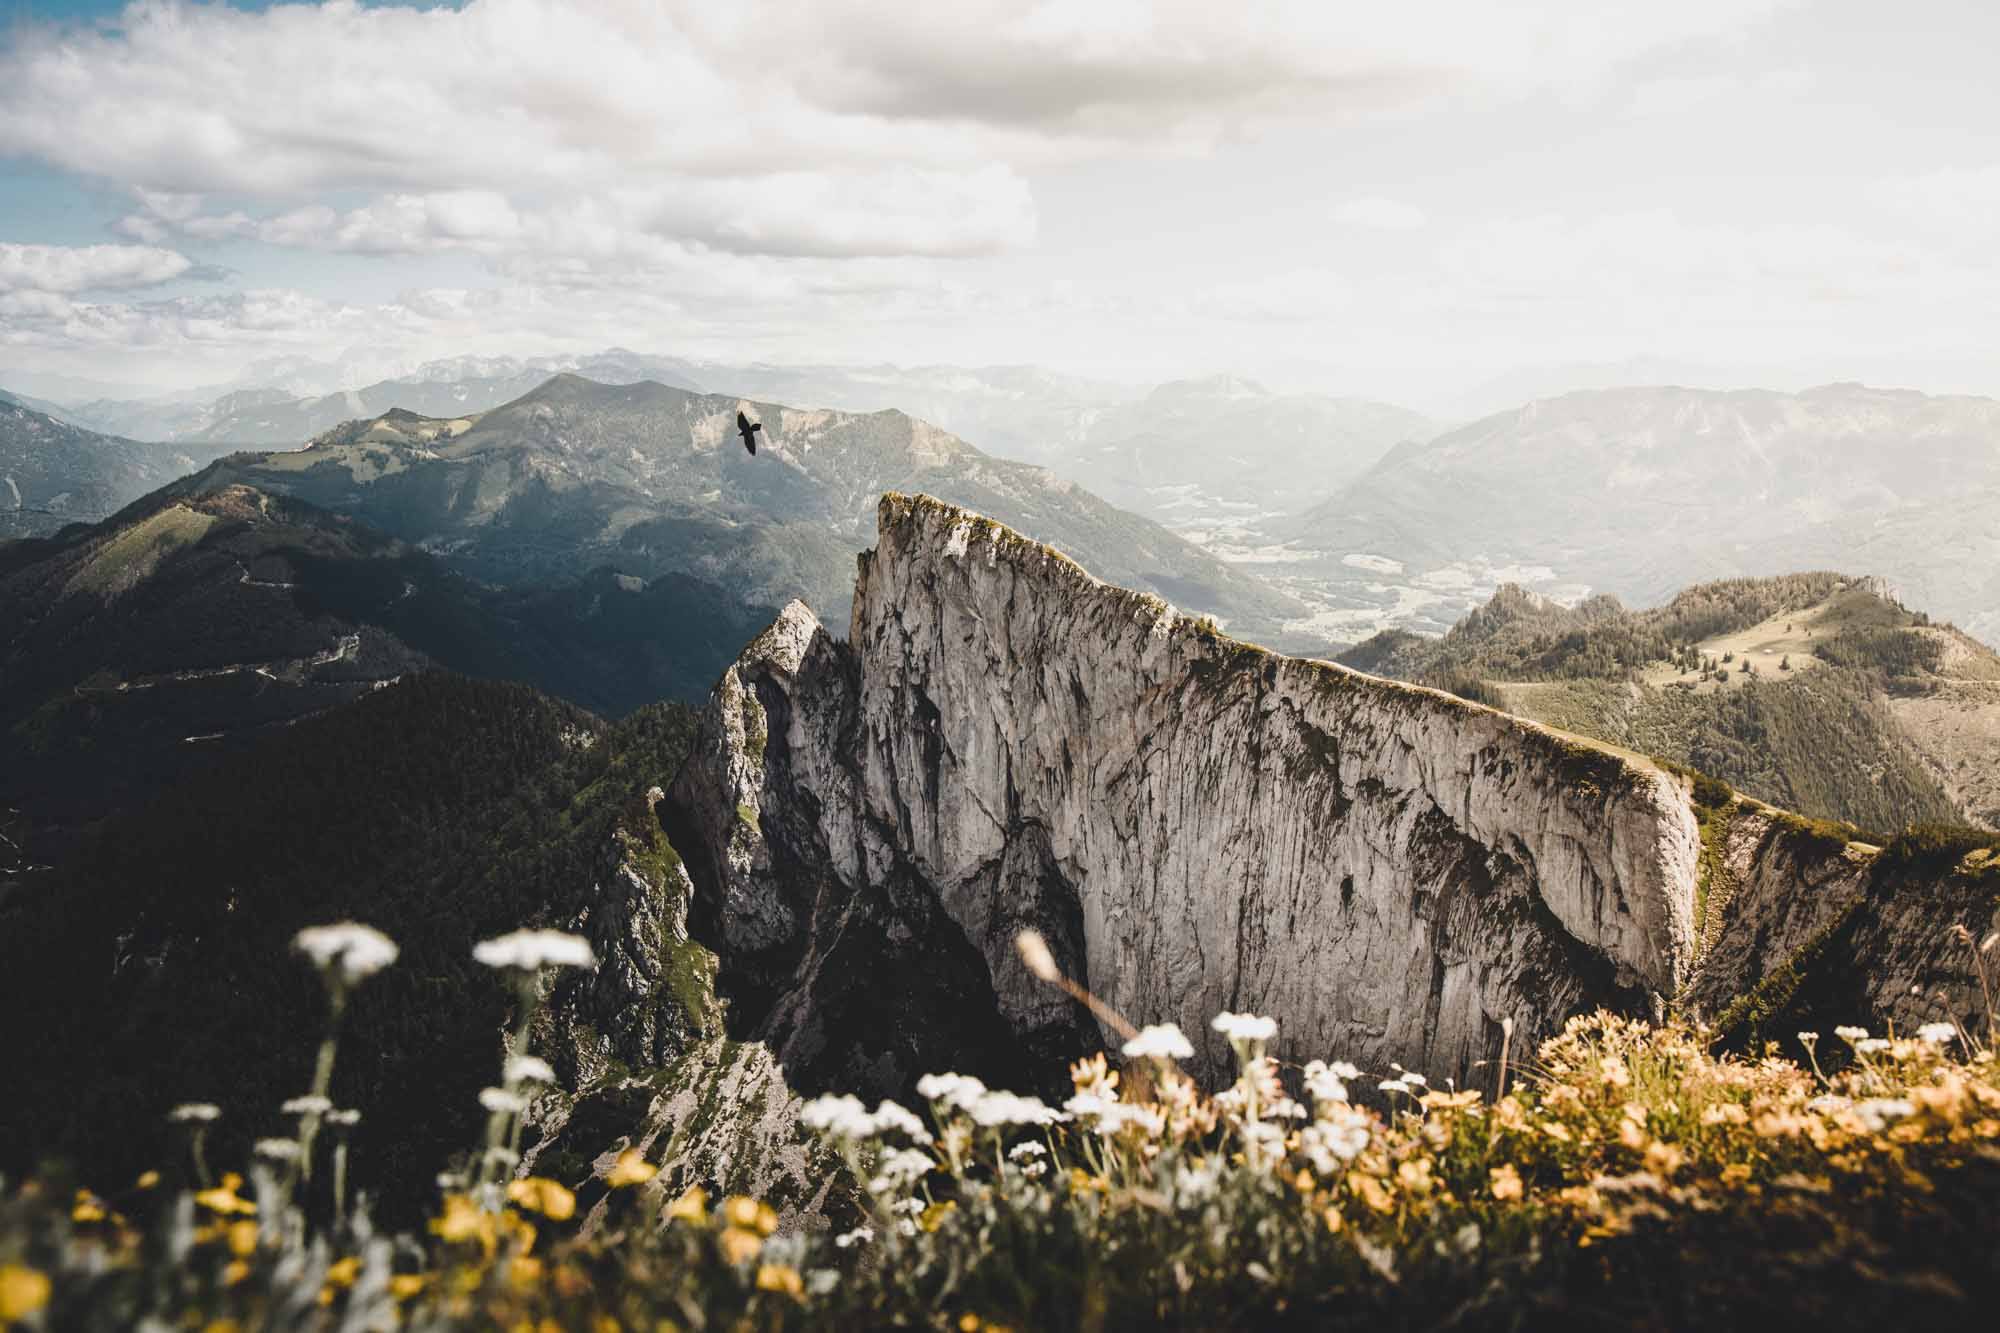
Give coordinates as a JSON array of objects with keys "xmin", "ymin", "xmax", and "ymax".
[
  {"xmin": 1303, "ymin": 1060, "xmax": 1349, "ymax": 1105},
  {"xmin": 1269, "ymin": 1096, "xmax": 1309, "ymax": 1121},
  {"xmin": 916, "ymin": 1073, "xmax": 989, "ymax": 1114},
  {"xmin": 834, "ymin": 1227, "xmax": 873, "ymax": 1249},
  {"xmin": 800, "ymin": 1093, "xmax": 876, "ymax": 1140},
  {"xmin": 1807, "ymin": 1094, "xmax": 1851, "ymax": 1115},
  {"xmin": 479, "ymin": 1087, "xmax": 528, "ymax": 1115},
  {"xmin": 1917, "ymin": 1022, "xmax": 1957, "ymax": 1045},
  {"xmin": 506, "ymin": 1055, "xmax": 557, "ymax": 1085},
  {"xmin": 1175, "ymin": 1161, "xmax": 1221, "ymax": 1204},
  {"xmin": 293, "ymin": 922, "xmax": 399, "ymax": 983},
  {"xmin": 1021, "ymin": 1160, "xmax": 1047, "ymax": 1178},
  {"xmin": 254, "ymin": 1138, "xmax": 301, "ymax": 1162},
  {"xmin": 1014, "ymin": 930, "xmax": 1060, "ymax": 983},
  {"xmin": 1007, "ymin": 1141, "xmax": 1047, "ymax": 1161},
  {"xmin": 281, "ymin": 1095, "xmax": 332, "ymax": 1116},
  {"xmin": 970, "ymin": 1091, "xmax": 1063, "ymax": 1128},
  {"xmin": 473, "ymin": 929, "xmax": 597, "ymax": 972},
  {"xmin": 892, "ymin": 1197, "xmax": 926, "ymax": 1216},
  {"xmin": 867, "ymin": 1099, "xmax": 932, "ymax": 1144},
  {"xmin": 1834, "ymin": 1025, "xmax": 1869, "ymax": 1044},
  {"xmin": 1329, "ymin": 1060, "xmax": 1361, "ymax": 1080},
  {"xmin": 1122, "ymin": 1023, "xmax": 1195, "ymax": 1062},
  {"xmin": 867, "ymin": 1148, "xmax": 933, "ymax": 1194},
  {"xmin": 168, "ymin": 1103, "xmax": 220, "ymax": 1123},
  {"xmin": 325, "ymin": 1108, "xmax": 361, "ymax": 1127},
  {"xmin": 1314, "ymin": 1103, "xmax": 1373, "ymax": 1162},
  {"xmin": 896, "ymin": 1219, "xmax": 918, "ymax": 1237},
  {"xmin": 1379, "ymin": 1078, "xmax": 1411, "ymax": 1095},
  {"xmin": 1212, "ymin": 1012, "xmax": 1278, "ymax": 1044},
  {"xmin": 1855, "ymin": 1037, "xmax": 1891, "ymax": 1055},
  {"xmin": 1796, "ymin": 1031, "xmax": 1820, "ymax": 1044},
  {"xmin": 1851, "ymin": 1097, "xmax": 1916, "ymax": 1132}
]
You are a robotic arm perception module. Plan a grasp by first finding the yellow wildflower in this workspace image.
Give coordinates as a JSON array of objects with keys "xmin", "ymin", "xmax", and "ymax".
[
  {"xmin": 756, "ymin": 1264, "xmax": 805, "ymax": 1298},
  {"xmin": 664, "ymin": 1186, "xmax": 708, "ymax": 1224},
  {"xmin": 921, "ymin": 1200, "xmax": 958, "ymax": 1232},
  {"xmin": 723, "ymin": 1196, "xmax": 778, "ymax": 1236},
  {"xmin": 324, "ymin": 1256, "xmax": 361, "ymax": 1289},
  {"xmin": 718, "ymin": 1227, "xmax": 764, "ymax": 1265},
  {"xmin": 1322, "ymin": 1204, "xmax": 1344, "ymax": 1233},
  {"xmin": 1719, "ymin": 1163, "xmax": 1753, "ymax": 1187},
  {"xmin": 223, "ymin": 1260, "xmax": 251, "ymax": 1287},
  {"xmin": 509, "ymin": 1256, "xmax": 544, "ymax": 1290},
  {"xmin": 507, "ymin": 1177, "xmax": 577, "ymax": 1222},
  {"xmin": 135, "ymin": 1170, "xmax": 161, "ymax": 1190},
  {"xmin": 195, "ymin": 1175, "xmax": 256, "ymax": 1217},
  {"xmin": 1351, "ymin": 1172, "xmax": 1395, "ymax": 1214},
  {"xmin": 606, "ymin": 1148, "xmax": 657, "ymax": 1188},
  {"xmin": 72, "ymin": 1190, "xmax": 107, "ymax": 1223},
  {"xmin": 226, "ymin": 1220, "xmax": 259, "ymax": 1257},
  {"xmin": 431, "ymin": 1195, "xmax": 498, "ymax": 1259},
  {"xmin": 390, "ymin": 1274, "xmax": 428, "ymax": 1300},
  {"xmin": 0, "ymin": 1265, "xmax": 52, "ymax": 1321},
  {"xmin": 1489, "ymin": 1163, "xmax": 1523, "ymax": 1201}
]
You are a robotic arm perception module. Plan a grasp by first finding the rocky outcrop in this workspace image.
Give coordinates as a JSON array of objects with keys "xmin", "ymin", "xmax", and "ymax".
[{"xmin": 668, "ymin": 494, "xmax": 1718, "ymax": 1093}]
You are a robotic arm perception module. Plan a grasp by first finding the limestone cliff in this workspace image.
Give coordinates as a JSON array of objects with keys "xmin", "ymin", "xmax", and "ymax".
[{"xmin": 678, "ymin": 493, "xmax": 1710, "ymax": 1095}]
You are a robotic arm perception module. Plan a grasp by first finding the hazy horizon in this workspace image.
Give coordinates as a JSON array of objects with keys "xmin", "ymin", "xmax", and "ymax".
[{"xmin": 6, "ymin": 1, "xmax": 2000, "ymax": 412}]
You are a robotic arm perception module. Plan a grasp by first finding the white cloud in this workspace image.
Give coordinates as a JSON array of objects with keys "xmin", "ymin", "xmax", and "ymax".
[
  {"xmin": 1332, "ymin": 198, "xmax": 1429, "ymax": 231},
  {"xmin": 0, "ymin": 242, "xmax": 192, "ymax": 294},
  {"xmin": 1, "ymin": 0, "xmax": 1793, "ymax": 270}
]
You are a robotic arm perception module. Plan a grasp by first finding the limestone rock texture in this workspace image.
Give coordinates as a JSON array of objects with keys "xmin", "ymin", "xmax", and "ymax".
[{"xmin": 672, "ymin": 494, "xmax": 1728, "ymax": 1091}]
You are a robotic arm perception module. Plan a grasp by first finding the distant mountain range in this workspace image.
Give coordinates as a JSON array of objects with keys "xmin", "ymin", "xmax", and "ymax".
[
  {"xmin": 180, "ymin": 372, "xmax": 1301, "ymax": 640},
  {"xmin": 0, "ymin": 398, "xmax": 240, "ymax": 537},
  {"xmin": 1259, "ymin": 382, "xmax": 2000, "ymax": 648}
]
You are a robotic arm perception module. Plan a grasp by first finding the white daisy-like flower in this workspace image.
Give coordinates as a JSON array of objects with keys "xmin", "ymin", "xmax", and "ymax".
[
  {"xmin": 1121, "ymin": 1023, "xmax": 1195, "ymax": 1061},
  {"xmin": 1917, "ymin": 1022, "xmax": 1957, "ymax": 1045},
  {"xmin": 1212, "ymin": 1012, "xmax": 1278, "ymax": 1044},
  {"xmin": 254, "ymin": 1138, "xmax": 302, "ymax": 1162},
  {"xmin": 293, "ymin": 922, "xmax": 399, "ymax": 983},
  {"xmin": 1796, "ymin": 1031, "xmax": 1820, "ymax": 1044},
  {"xmin": 834, "ymin": 1226, "xmax": 873, "ymax": 1249},
  {"xmin": 1007, "ymin": 1141, "xmax": 1047, "ymax": 1161},
  {"xmin": 800, "ymin": 1093, "xmax": 876, "ymax": 1140},
  {"xmin": 969, "ymin": 1091, "xmax": 1063, "ymax": 1128},
  {"xmin": 325, "ymin": 1109, "xmax": 362, "ymax": 1127},
  {"xmin": 281, "ymin": 1095, "xmax": 332, "ymax": 1116},
  {"xmin": 506, "ymin": 1055, "xmax": 557, "ymax": 1085},
  {"xmin": 473, "ymin": 929, "xmax": 597, "ymax": 972},
  {"xmin": 1329, "ymin": 1060, "xmax": 1361, "ymax": 1080},
  {"xmin": 1834, "ymin": 1025, "xmax": 1869, "ymax": 1044},
  {"xmin": 867, "ymin": 1099, "xmax": 933, "ymax": 1143},
  {"xmin": 1855, "ymin": 1037, "xmax": 1891, "ymax": 1055},
  {"xmin": 168, "ymin": 1103, "xmax": 220, "ymax": 1123},
  {"xmin": 479, "ymin": 1087, "xmax": 528, "ymax": 1115},
  {"xmin": 915, "ymin": 1073, "xmax": 989, "ymax": 1114}
]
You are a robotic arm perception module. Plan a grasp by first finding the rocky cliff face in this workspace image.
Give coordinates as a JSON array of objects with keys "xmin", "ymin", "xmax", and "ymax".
[
  {"xmin": 669, "ymin": 493, "xmax": 1712, "ymax": 1093},
  {"xmin": 535, "ymin": 492, "xmax": 1997, "ymax": 1223}
]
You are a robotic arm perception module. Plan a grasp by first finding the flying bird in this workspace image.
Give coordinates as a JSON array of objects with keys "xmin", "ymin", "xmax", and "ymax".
[{"xmin": 737, "ymin": 411, "xmax": 763, "ymax": 456}]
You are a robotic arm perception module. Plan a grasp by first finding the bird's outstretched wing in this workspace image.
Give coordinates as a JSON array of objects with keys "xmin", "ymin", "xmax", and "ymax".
[{"xmin": 738, "ymin": 411, "xmax": 752, "ymax": 433}]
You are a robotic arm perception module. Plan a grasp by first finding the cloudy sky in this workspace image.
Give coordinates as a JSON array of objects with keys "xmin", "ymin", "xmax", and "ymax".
[{"xmin": 2, "ymin": 0, "xmax": 1998, "ymax": 408}]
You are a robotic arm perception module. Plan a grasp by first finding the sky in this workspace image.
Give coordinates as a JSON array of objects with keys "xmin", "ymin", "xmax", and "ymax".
[{"xmin": 2, "ymin": 0, "xmax": 1999, "ymax": 410}]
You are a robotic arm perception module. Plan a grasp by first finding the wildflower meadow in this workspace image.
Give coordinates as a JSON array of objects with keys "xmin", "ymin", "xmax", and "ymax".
[{"xmin": 2, "ymin": 923, "xmax": 1997, "ymax": 1330}]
